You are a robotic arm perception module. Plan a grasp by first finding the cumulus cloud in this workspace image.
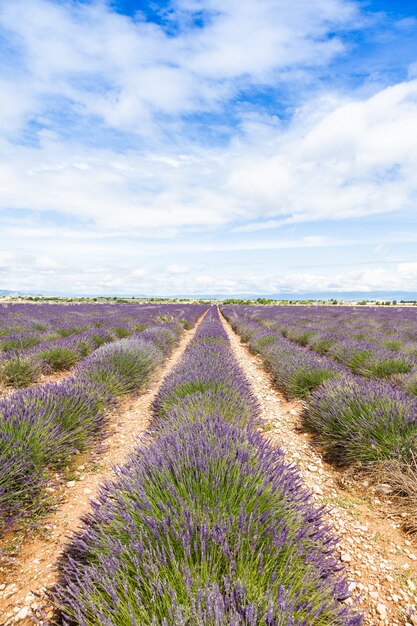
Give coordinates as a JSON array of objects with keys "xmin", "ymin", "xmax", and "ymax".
[
  {"xmin": 170, "ymin": 263, "xmax": 417, "ymax": 295},
  {"xmin": 131, "ymin": 268, "xmax": 148, "ymax": 278},
  {"xmin": 228, "ymin": 79, "xmax": 417, "ymax": 227},
  {"xmin": 0, "ymin": 252, "xmax": 17, "ymax": 271},
  {"xmin": 2, "ymin": 244, "xmax": 417, "ymax": 295},
  {"xmin": 1, "ymin": 78, "xmax": 417, "ymax": 234},
  {"xmin": 167, "ymin": 264, "xmax": 189, "ymax": 274},
  {"xmin": 0, "ymin": 0, "xmax": 408, "ymax": 232},
  {"xmin": 34, "ymin": 256, "xmax": 62, "ymax": 270},
  {"xmin": 0, "ymin": 0, "xmax": 415, "ymax": 295},
  {"xmin": 0, "ymin": 0, "xmax": 358, "ymax": 134}
]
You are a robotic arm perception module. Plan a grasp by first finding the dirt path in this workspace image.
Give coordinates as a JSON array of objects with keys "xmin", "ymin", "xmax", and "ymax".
[
  {"xmin": 0, "ymin": 371, "xmax": 71, "ymax": 401},
  {"xmin": 220, "ymin": 310, "xmax": 417, "ymax": 626},
  {"xmin": 0, "ymin": 314, "xmax": 206, "ymax": 625}
]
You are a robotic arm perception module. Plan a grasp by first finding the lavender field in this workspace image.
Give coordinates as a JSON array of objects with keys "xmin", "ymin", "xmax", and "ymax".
[
  {"xmin": 0, "ymin": 302, "xmax": 205, "ymax": 531},
  {"xmin": 52, "ymin": 307, "xmax": 360, "ymax": 625},
  {"xmin": 0, "ymin": 303, "xmax": 200, "ymax": 389},
  {"xmin": 3, "ymin": 301, "xmax": 417, "ymax": 624},
  {"xmin": 222, "ymin": 305, "xmax": 417, "ymax": 466}
]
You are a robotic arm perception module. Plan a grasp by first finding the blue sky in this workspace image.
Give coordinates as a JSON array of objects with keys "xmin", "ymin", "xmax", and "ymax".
[{"xmin": 0, "ymin": 0, "xmax": 417, "ymax": 295}]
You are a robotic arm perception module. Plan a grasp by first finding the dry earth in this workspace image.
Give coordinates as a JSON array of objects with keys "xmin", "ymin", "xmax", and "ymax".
[
  {"xmin": 219, "ymin": 309, "xmax": 417, "ymax": 626},
  {"xmin": 0, "ymin": 371, "xmax": 70, "ymax": 400},
  {"xmin": 0, "ymin": 314, "xmax": 206, "ymax": 625}
]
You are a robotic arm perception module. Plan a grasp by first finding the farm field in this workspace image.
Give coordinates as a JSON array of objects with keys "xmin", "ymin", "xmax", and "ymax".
[
  {"xmin": 0, "ymin": 303, "xmax": 200, "ymax": 391},
  {"xmin": 221, "ymin": 305, "xmax": 417, "ymax": 467},
  {"xmin": 0, "ymin": 303, "xmax": 417, "ymax": 625}
]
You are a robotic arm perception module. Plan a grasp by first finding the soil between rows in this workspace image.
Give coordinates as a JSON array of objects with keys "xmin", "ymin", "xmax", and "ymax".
[{"xmin": 0, "ymin": 370, "xmax": 70, "ymax": 401}]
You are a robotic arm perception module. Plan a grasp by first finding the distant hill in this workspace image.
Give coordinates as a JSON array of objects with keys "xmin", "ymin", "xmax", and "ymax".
[{"xmin": 0, "ymin": 289, "xmax": 20, "ymax": 296}]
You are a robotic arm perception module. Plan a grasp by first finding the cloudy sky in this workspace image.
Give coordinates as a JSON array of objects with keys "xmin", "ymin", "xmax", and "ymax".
[{"xmin": 1, "ymin": 0, "xmax": 417, "ymax": 296}]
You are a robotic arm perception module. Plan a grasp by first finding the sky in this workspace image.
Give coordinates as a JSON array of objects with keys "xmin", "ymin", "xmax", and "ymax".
[{"xmin": 0, "ymin": 0, "xmax": 417, "ymax": 296}]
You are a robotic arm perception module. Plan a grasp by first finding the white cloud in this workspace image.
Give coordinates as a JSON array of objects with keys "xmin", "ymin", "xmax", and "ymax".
[
  {"xmin": 1, "ymin": 0, "xmax": 413, "ymax": 237},
  {"xmin": 34, "ymin": 255, "xmax": 61, "ymax": 270},
  {"xmin": 0, "ymin": 0, "xmax": 416, "ymax": 295},
  {"xmin": 183, "ymin": 263, "xmax": 417, "ymax": 295},
  {"xmin": 395, "ymin": 17, "xmax": 417, "ymax": 30},
  {"xmin": 228, "ymin": 79, "xmax": 417, "ymax": 226},
  {"xmin": 2, "ymin": 78, "xmax": 417, "ymax": 234},
  {"xmin": 0, "ymin": 0, "xmax": 358, "ymax": 135},
  {"xmin": 167, "ymin": 264, "xmax": 189, "ymax": 274},
  {"xmin": 2, "ymin": 246, "xmax": 417, "ymax": 295},
  {"xmin": 0, "ymin": 252, "xmax": 18, "ymax": 270},
  {"xmin": 182, "ymin": 0, "xmax": 355, "ymax": 79},
  {"xmin": 131, "ymin": 267, "xmax": 148, "ymax": 278}
]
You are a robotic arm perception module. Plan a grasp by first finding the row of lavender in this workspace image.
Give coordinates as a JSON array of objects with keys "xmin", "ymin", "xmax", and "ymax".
[
  {"xmin": 0, "ymin": 305, "xmax": 205, "ymax": 533},
  {"xmin": 222, "ymin": 307, "xmax": 417, "ymax": 466},
  {"xmin": 52, "ymin": 308, "xmax": 360, "ymax": 625},
  {"xmin": 0, "ymin": 303, "xmax": 196, "ymax": 388},
  {"xmin": 244, "ymin": 305, "xmax": 417, "ymax": 392}
]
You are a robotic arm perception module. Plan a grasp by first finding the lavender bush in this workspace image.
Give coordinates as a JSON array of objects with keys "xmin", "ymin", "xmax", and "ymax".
[
  {"xmin": 153, "ymin": 317, "xmax": 258, "ymax": 425},
  {"xmin": 222, "ymin": 304, "xmax": 417, "ymax": 388},
  {"xmin": 223, "ymin": 312, "xmax": 344, "ymax": 399},
  {"xmin": 305, "ymin": 376, "xmax": 417, "ymax": 464},
  {"xmin": 328, "ymin": 340, "xmax": 413, "ymax": 379},
  {"xmin": 0, "ymin": 379, "xmax": 112, "ymax": 528},
  {"xmin": 0, "ymin": 354, "xmax": 41, "ymax": 387},
  {"xmin": 38, "ymin": 346, "xmax": 80, "ymax": 372},
  {"xmin": 78, "ymin": 338, "xmax": 163, "ymax": 397},
  {"xmin": 396, "ymin": 372, "xmax": 417, "ymax": 397}
]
